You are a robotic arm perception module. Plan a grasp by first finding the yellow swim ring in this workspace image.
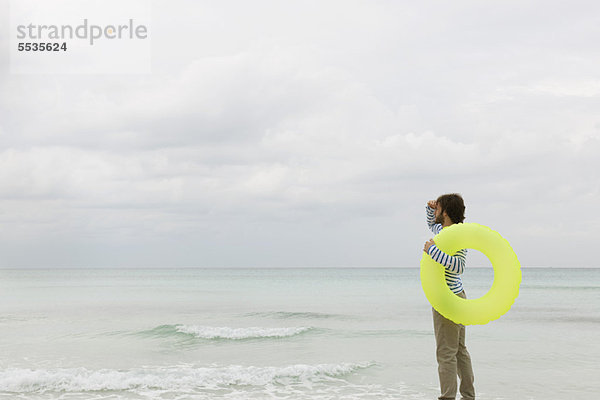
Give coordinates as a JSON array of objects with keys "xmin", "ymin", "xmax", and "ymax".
[{"xmin": 420, "ymin": 223, "xmax": 521, "ymax": 325}]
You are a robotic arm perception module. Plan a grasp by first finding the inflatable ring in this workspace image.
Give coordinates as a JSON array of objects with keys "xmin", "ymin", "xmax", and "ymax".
[{"xmin": 420, "ymin": 223, "xmax": 521, "ymax": 325}]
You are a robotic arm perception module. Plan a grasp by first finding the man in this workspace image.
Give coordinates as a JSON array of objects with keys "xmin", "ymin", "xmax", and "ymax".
[{"xmin": 423, "ymin": 193, "xmax": 475, "ymax": 400}]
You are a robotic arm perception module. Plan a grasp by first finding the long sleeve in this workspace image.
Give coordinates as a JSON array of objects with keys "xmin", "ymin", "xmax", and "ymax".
[
  {"xmin": 426, "ymin": 205, "xmax": 443, "ymax": 234},
  {"xmin": 427, "ymin": 245, "xmax": 467, "ymax": 274}
]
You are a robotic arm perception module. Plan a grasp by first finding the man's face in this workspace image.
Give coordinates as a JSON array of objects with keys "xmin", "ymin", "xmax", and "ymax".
[{"xmin": 434, "ymin": 205, "xmax": 444, "ymax": 224}]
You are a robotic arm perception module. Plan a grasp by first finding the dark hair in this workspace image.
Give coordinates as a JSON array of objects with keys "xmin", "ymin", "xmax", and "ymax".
[{"xmin": 436, "ymin": 193, "xmax": 465, "ymax": 224}]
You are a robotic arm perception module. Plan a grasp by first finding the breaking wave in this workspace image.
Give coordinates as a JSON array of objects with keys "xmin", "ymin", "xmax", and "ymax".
[
  {"xmin": 140, "ymin": 324, "xmax": 314, "ymax": 340},
  {"xmin": 0, "ymin": 362, "xmax": 385, "ymax": 399}
]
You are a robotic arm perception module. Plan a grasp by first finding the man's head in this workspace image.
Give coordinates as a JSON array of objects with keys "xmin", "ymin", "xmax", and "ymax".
[{"xmin": 435, "ymin": 193, "xmax": 465, "ymax": 225}]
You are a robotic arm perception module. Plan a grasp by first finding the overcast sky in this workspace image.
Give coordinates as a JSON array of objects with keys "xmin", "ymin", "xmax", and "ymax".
[{"xmin": 0, "ymin": 0, "xmax": 599, "ymax": 268}]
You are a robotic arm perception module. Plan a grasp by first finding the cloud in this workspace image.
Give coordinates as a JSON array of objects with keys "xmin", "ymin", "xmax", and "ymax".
[{"xmin": 0, "ymin": 0, "xmax": 599, "ymax": 267}]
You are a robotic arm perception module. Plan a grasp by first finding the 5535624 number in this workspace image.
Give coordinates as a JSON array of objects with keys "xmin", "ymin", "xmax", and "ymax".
[{"xmin": 17, "ymin": 42, "xmax": 67, "ymax": 51}]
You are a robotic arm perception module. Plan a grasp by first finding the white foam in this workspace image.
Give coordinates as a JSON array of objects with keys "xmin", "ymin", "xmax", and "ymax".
[
  {"xmin": 174, "ymin": 325, "xmax": 312, "ymax": 339},
  {"xmin": 0, "ymin": 362, "xmax": 374, "ymax": 393}
]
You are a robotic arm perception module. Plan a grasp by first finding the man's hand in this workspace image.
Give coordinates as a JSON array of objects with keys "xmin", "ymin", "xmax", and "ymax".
[
  {"xmin": 427, "ymin": 200, "xmax": 437, "ymax": 209},
  {"xmin": 423, "ymin": 239, "xmax": 435, "ymax": 253}
]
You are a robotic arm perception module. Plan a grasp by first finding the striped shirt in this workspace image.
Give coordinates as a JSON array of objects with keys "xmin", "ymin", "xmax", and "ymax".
[{"xmin": 426, "ymin": 205, "xmax": 466, "ymax": 294}]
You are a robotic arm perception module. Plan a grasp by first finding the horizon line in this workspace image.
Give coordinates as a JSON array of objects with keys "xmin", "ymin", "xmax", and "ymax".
[{"xmin": 0, "ymin": 265, "xmax": 598, "ymax": 270}]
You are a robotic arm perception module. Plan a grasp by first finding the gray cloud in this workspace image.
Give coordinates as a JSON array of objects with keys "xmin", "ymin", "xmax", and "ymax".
[{"xmin": 0, "ymin": 0, "xmax": 598, "ymax": 268}]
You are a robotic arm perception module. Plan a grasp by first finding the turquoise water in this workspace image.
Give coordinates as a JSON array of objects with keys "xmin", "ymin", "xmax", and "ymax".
[{"xmin": 0, "ymin": 267, "xmax": 598, "ymax": 399}]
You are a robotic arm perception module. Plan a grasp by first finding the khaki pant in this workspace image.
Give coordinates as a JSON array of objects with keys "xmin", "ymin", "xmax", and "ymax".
[{"xmin": 432, "ymin": 290, "xmax": 475, "ymax": 400}]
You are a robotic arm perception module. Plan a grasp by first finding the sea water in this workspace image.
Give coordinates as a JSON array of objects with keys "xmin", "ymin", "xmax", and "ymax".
[{"xmin": 0, "ymin": 267, "xmax": 598, "ymax": 399}]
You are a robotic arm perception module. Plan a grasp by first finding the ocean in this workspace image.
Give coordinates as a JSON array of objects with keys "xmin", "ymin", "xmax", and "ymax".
[{"xmin": 0, "ymin": 267, "xmax": 598, "ymax": 400}]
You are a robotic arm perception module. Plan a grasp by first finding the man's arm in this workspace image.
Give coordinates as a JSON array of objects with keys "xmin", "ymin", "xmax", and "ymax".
[
  {"xmin": 426, "ymin": 204, "xmax": 442, "ymax": 235},
  {"xmin": 426, "ymin": 245, "xmax": 467, "ymax": 274}
]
